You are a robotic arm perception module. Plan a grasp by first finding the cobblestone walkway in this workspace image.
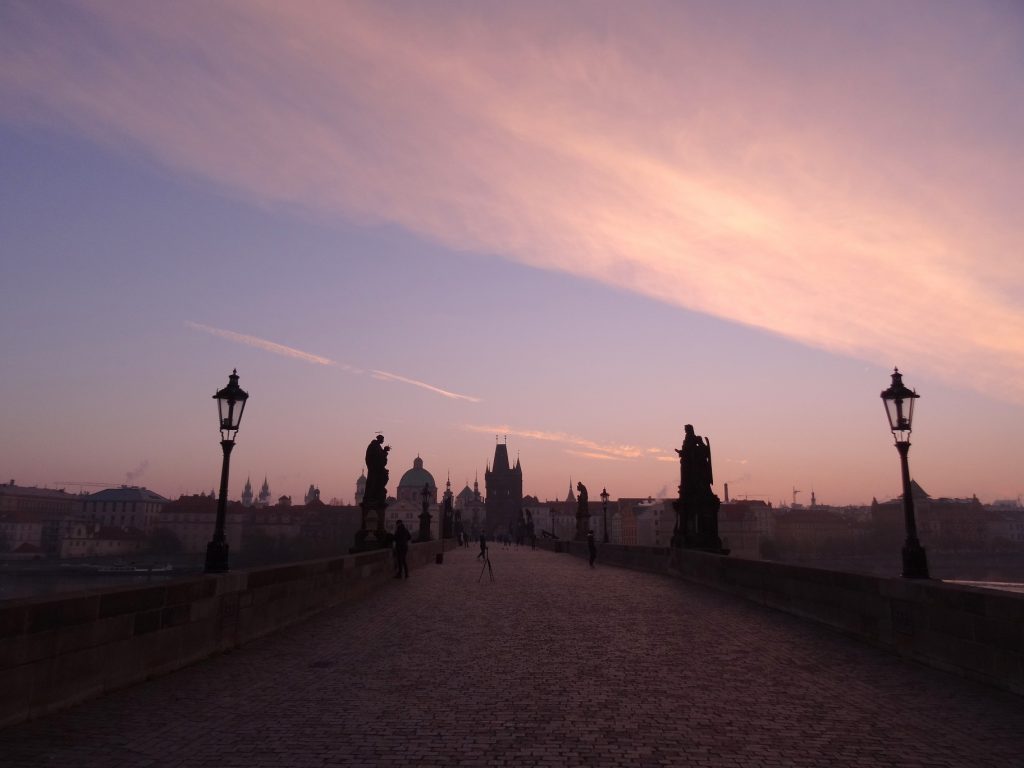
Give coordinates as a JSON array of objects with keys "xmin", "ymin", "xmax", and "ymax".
[{"xmin": 3, "ymin": 547, "xmax": 1024, "ymax": 767}]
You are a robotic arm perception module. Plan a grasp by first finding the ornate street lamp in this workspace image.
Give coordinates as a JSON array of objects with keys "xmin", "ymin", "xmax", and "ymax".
[
  {"xmin": 880, "ymin": 368, "xmax": 929, "ymax": 579},
  {"xmin": 418, "ymin": 482, "xmax": 433, "ymax": 542},
  {"xmin": 601, "ymin": 487, "xmax": 610, "ymax": 544},
  {"xmin": 206, "ymin": 369, "xmax": 248, "ymax": 573}
]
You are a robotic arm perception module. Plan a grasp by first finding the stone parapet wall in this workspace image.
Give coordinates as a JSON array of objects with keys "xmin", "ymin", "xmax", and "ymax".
[
  {"xmin": 540, "ymin": 538, "xmax": 1023, "ymax": 695},
  {"xmin": 0, "ymin": 541, "xmax": 442, "ymax": 729}
]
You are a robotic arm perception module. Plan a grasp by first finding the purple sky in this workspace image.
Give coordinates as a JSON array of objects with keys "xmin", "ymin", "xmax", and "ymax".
[{"xmin": 1, "ymin": 1, "xmax": 1022, "ymax": 506}]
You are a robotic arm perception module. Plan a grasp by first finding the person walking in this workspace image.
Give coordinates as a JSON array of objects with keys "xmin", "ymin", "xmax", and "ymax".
[
  {"xmin": 394, "ymin": 519, "xmax": 411, "ymax": 579},
  {"xmin": 477, "ymin": 532, "xmax": 488, "ymax": 560},
  {"xmin": 587, "ymin": 529, "xmax": 597, "ymax": 568}
]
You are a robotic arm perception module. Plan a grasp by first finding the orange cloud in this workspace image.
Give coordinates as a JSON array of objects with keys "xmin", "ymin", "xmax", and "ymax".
[{"xmin": 6, "ymin": 2, "xmax": 1022, "ymax": 400}]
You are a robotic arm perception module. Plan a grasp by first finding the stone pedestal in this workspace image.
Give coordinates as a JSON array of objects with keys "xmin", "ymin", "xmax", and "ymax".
[
  {"xmin": 575, "ymin": 510, "xmax": 589, "ymax": 541},
  {"xmin": 417, "ymin": 511, "xmax": 433, "ymax": 542},
  {"xmin": 673, "ymin": 492, "xmax": 728, "ymax": 554},
  {"xmin": 352, "ymin": 501, "xmax": 389, "ymax": 552}
]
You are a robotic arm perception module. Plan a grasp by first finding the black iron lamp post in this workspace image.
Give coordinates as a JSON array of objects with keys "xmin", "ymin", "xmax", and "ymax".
[
  {"xmin": 880, "ymin": 367, "xmax": 929, "ymax": 579},
  {"xmin": 601, "ymin": 487, "xmax": 610, "ymax": 543},
  {"xmin": 206, "ymin": 369, "xmax": 248, "ymax": 573}
]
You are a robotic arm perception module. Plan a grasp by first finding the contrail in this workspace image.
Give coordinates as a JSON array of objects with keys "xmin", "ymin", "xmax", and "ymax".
[
  {"xmin": 187, "ymin": 321, "xmax": 479, "ymax": 402},
  {"xmin": 186, "ymin": 321, "xmax": 336, "ymax": 366},
  {"xmin": 371, "ymin": 370, "xmax": 481, "ymax": 403},
  {"xmin": 464, "ymin": 424, "xmax": 656, "ymax": 460}
]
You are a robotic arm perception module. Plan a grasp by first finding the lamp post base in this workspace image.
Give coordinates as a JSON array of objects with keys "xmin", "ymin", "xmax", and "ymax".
[
  {"xmin": 205, "ymin": 539, "xmax": 229, "ymax": 574},
  {"xmin": 902, "ymin": 541, "xmax": 930, "ymax": 579}
]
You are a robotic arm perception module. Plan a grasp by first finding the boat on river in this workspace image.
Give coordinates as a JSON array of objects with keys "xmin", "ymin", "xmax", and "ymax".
[{"xmin": 61, "ymin": 562, "xmax": 174, "ymax": 575}]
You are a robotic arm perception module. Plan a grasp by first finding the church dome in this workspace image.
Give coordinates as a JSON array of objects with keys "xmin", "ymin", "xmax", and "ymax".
[{"xmin": 398, "ymin": 456, "xmax": 436, "ymax": 491}]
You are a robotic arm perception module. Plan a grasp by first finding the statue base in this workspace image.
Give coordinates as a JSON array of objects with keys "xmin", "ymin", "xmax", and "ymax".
[
  {"xmin": 673, "ymin": 494, "xmax": 729, "ymax": 555},
  {"xmin": 351, "ymin": 501, "xmax": 389, "ymax": 552},
  {"xmin": 417, "ymin": 511, "xmax": 433, "ymax": 543}
]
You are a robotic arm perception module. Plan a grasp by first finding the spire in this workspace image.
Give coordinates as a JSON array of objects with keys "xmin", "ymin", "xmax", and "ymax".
[{"xmin": 492, "ymin": 443, "xmax": 511, "ymax": 473}]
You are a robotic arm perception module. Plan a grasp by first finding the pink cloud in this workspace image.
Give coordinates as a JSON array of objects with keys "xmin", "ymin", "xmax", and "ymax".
[{"xmin": 4, "ymin": 2, "xmax": 1022, "ymax": 400}]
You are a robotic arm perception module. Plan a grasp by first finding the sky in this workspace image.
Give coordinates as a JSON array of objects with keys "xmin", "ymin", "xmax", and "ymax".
[{"xmin": 1, "ymin": 0, "xmax": 1022, "ymax": 507}]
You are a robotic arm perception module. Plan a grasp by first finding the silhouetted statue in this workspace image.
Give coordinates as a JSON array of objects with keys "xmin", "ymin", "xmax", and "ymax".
[
  {"xmin": 575, "ymin": 482, "xmax": 590, "ymax": 541},
  {"xmin": 353, "ymin": 434, "xmax": 391, "ymax": 552},
  {"xmin": 672, "ymin": 424, "xmax": 726, "ymax": 553},
  {"xmin": 677, "ymin": 424, "xmax": 713, "ymax": 498},
  {"xmin": 364, "ymin": 434, "xmax": 390, "ymax": 508}
]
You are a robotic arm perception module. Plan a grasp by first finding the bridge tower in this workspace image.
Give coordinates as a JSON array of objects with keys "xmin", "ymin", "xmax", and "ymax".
[{"xmin": 484, "ymin": 440, "xmax": 522, "ymax": 535}]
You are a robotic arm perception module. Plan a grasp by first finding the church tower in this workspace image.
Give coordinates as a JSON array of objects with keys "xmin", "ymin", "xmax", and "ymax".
[
  {"xmin": 484, "ymin": 440, "xmax": 522, "ymax": 535},
  {"xmin": 257, "ymin": 477, "xmax": 271, "ymax": 508},
  {"xmin": 355, "ymin": 471, "xmax": 366, "ymax": 506},
  {"xmin": 241, "ymin": 477, "xmax": 254, "ymax": 507}
]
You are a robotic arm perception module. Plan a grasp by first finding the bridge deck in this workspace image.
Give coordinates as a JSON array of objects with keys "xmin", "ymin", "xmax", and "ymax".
[{"xmin": 2, "ymin": 547, "xmax": 1022, "ymax": 767}]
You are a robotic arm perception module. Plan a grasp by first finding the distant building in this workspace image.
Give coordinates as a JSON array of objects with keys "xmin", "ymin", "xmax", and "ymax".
[
  {"xmin": 0, "ymin": 482, "xmax": 83, "ymax": 555},
  {"xmin": 241, "ymin": 477, "xmax": 254, "ymax": 507},
  {"xmin": 871, "ymin": 482, "xmax": 991, "ymax": 552},
  {"xmin": 456, "ymin": 475, "xmax": 486, "ymax": 536},
  {"xmin": 638, "ymin": 499, "xmax": 675, "ymax": 547},
  {"xmin": 386, "ymin": 456, "xmax": 439, "ymax": 535},
  {"xmin": 718, "ymin": 500, "xmax": 773, "ymax": 558},
  {"xmin": 485, "ymin": 443, "xmax": 522, "ymax": 535},
  {"xmin": 82, "ymin": 486, "xmax": 168, "ymax": 533},
  {"xmin": 159, "ymin": 494, "xmax": 244, "ymax": 555},
  {"xmin": 59, "ymin": 522, "xmax": 147, "ymax": 559},
  {"xmin": 773, "ymin": 505, "xmax": 867, "ymax": 555},
  {"xmin": 256, "ymin": 477, "xmax": 271, "ymax": 508},
  {"xmin": 304, "ymin": 484, "xmax": 322, "ymax": 506},
  {"xmin": 354, "ymin": 471, "xmax": 366, "ymax": 506}
]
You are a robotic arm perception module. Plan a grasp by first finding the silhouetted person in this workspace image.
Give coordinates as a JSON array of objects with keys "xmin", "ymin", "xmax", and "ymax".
[
  {"xmin": 478, "ymin": 533, "xmax": 488, "ymax": 560},
  {"xmin": 587, "ymin": 530, "xmax": 597, "ymax": 567},
  {"xmin": 393, "ymin": 519, "xmax": 411, "ymax": 579}
]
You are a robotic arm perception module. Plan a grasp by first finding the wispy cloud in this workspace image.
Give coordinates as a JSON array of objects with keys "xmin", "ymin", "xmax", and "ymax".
[
  {"xmin": 371, "ymin": 370, "xmax": 481, "ymax": 403},
  {"xmin": 464, "ymin": 424, "xmax": 653, "ymax": 460},
  {"xmin": 6, "ymin": 3, "xmax": 1023, "ymax": 400},
  {"xmin": 187, "ymin": 321, "xmax": 480, "ymax": 402},
  {"xmin": 186, "ymin": 321, "xmax": 339, "ymax": 367},
  {"xmin": 565, "ymin": 449, "xmax": 621, "ymax": 461}
]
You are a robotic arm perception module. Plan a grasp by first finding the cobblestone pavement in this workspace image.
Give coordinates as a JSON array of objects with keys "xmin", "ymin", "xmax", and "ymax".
[{"xmin": 3, "ymin": 547, "xmax": 1024, "ymax": 768}]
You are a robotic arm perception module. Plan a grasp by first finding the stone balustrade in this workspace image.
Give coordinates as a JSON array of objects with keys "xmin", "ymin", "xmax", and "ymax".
[
  {"xmin": 0, "ymin": 541, "xmax": 442, "ymax": 728},
  {"xmin": 541, "ymin": 538, "xmax": 1023, "ymax": 696}
]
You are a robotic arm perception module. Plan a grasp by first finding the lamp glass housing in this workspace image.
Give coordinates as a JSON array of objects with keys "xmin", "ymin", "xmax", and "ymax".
[
  {"xmin": 880, "ymin": 368, "xmax": 918, "ymax": 443},
  {"xmin": 214, "ymin": 369, "xmax": 249, "ymax": 440}
]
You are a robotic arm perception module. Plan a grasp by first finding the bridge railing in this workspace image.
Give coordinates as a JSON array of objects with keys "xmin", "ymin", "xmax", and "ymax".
[
  {"xmin": 540, "ymin": 537, "xmax": 1024, "ymax": 696},
  {"xmin": 0, "ymin": 540, "xmax": 442, "ymax": 729}
]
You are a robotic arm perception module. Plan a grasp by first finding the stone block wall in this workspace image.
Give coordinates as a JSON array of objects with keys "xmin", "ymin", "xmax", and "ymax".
[
  {"xmin": 540, "ymin": 538, "xmax": 1024, "ymax": 695},
  {"xmin": 0, "ymin": 541, "xmax": 442, "ymax": 728}
]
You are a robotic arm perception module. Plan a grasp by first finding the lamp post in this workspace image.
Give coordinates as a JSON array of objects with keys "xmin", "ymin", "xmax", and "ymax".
[
  {"xmin": 205, "ymin": 369, "xmax": 248, "ymax": 574},
  {"xmin": 418, "ymin": 482, "xmax": 433, "ymax": 542},
  {"xmin": 601, "ymin": 487, "xmax": 610, "ymax": 544},
  {"xmin": 880, "ymin": 368, "xmax": 929, "ymax": 579}
]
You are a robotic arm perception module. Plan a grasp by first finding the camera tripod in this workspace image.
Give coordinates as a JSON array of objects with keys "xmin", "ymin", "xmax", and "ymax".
[{"xmin": 478, "ymin": 550, "xmax": 494, "ymax": 582}]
